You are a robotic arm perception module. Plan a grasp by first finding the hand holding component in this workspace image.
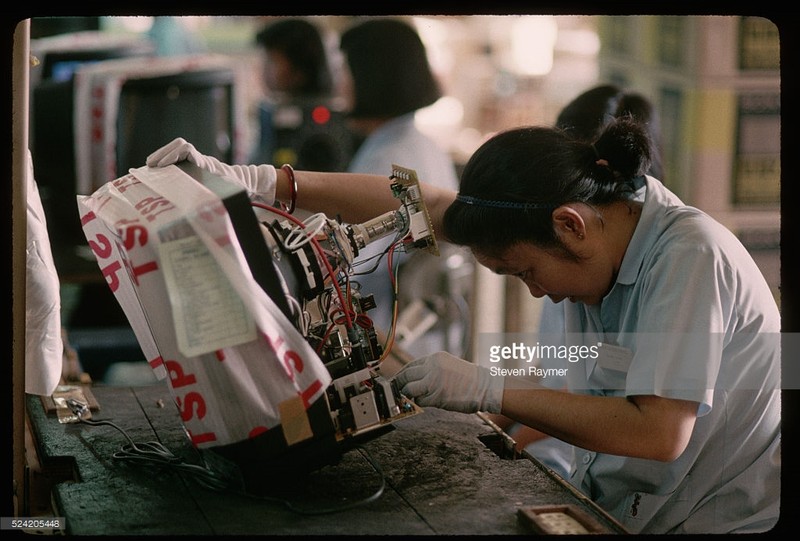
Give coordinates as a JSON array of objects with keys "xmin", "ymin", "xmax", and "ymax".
[{"xmin": 392, "ymin": 351, "xmax": 503, "ymax": 414}]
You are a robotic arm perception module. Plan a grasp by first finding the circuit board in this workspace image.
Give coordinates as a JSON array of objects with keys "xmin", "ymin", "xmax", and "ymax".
[{"xmin": 390, "ymin": 164, "xmax": 440, "ymax": 256}]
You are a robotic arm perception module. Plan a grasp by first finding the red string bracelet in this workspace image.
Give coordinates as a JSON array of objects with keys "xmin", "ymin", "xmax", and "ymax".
[{"xmin": 281, "ymin": 163, "xmax": 297, "ymax": 214}]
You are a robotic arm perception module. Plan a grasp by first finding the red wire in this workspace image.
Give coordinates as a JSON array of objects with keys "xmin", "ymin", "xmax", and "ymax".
[
  {"xmin": 315, "ymin": 323, "xmax": 337, "ymax": 354},
  {"xmin": 251, "ymin": 202, "xmax": 353, "ymax": 329}
]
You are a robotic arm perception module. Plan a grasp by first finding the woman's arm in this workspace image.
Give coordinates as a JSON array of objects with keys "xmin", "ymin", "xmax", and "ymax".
[
  {"xmin": 146, "ymin": 138, "xmax": 457, "ymax": 238},
  {"xmin": 502, "ymin": 387, "xmax": 698, "ymax": 462},
  {"xmin": 275, "ymin": 168, "xmax": 457, "ymax": 240}
]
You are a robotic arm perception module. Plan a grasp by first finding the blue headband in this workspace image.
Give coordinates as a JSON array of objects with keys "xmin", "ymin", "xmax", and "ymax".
[
  {"xmin": 456, "ymin": 176, "xmax": 648, "ymax": 210},
  {"xmin": 455, "ymin": 194, "xmax": 554, "ymax": 210}
]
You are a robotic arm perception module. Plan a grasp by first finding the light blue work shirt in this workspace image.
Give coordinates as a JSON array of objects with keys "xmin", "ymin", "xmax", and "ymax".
[
  {"xmin": 557, "ymin": 176, "xmax": 780, "ymax": 534},
  {"xmin": 526, "ymin": 181, "xmax": 661, "ymax": 479}
]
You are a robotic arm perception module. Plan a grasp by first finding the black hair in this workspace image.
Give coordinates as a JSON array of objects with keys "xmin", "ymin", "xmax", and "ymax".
[
  {"xmin": 340, "ymin": 18, "xmax": 441, "ymax": 118},
  {"xmin": 255, "ymin": 18, "xmax": 333, "ymax": 96},
  {"xmin": 556, "ymin": 84, "xmax": 663, "ymax": 179},
  {"xmin": 615, "ymin": 94, "xmax": 663, "ymax": 179},
  {"xmin": 555, "ymin": 84, "xmax": 623, "ymax": 141},
  {"xmin": 443, "ymin": 117, "xmax": 653, "ymax": 256}
]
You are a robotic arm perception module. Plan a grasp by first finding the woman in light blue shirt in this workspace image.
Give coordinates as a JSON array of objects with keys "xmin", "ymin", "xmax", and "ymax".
[
  {"xmin": 501, "ymin": 84, "xmax": 670, "ymax": 479},
  {"xmin": 392, "ymin": 118, "xmax": 780, "ymax": 534}
]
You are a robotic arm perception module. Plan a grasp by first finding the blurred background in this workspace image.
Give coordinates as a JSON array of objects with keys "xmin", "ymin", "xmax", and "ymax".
[{"xmin": 24, "ymin": 15, "xmax": 780, "ymax": 384}]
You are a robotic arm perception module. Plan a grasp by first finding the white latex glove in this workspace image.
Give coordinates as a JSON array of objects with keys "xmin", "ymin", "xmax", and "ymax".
[
  {"xmin": 146, "ymin": 138, "xmax": 277, "ymax": 204},
  {"xmin": 392, "ymin": 351, "xmax": 504, "ymax": 414}
]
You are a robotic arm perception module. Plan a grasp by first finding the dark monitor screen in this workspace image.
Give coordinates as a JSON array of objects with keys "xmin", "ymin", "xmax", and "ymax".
[
  {"xmin": 50, "ymin": 59, "xmax": 101, "ymax": 82},
  {"xmin": 30, "ymin": 41, "xmax": 156, "ymax": 248},
  {"xmin": 31, "ymin": 62, "xmax": 239, "ymax": 263},
  {"xmin": 116, "ymin": 69, "xmax": 236, "ymax": 175}
]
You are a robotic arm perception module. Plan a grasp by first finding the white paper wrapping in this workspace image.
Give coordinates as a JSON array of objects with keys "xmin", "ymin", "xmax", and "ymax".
[
  {"xmin": 77, "ymin": 165, "xmax": 331, "ymax": 448},
  {"xmin": 25, "ymin": 150, "xmax": 64, "ymax": 396}
]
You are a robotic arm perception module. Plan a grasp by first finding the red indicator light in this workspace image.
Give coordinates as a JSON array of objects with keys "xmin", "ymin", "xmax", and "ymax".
[{"xmin": 311, "ymin": 105, "xmax": 331, "ymax": 125}]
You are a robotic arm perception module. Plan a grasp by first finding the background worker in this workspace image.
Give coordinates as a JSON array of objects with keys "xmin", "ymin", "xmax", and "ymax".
[
  {"xmin": 251, "ymin": 17, "xmax": 355, "ymax": 172},
  {"xmin": 337, "ymin": 18, "xmax": 462, "ymax": 357}
]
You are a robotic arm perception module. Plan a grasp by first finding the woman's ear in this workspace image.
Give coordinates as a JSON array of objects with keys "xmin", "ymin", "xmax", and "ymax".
[{"xmin": 552, "ymin": 205, "xmax": 586, "ymax": 241}]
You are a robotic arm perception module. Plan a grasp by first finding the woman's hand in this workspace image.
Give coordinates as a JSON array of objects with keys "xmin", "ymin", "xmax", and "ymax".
[
  {"xmin": 393, "ymin": 351, "xmax": 504, "ymax": 414},
  {"xmin": 146, "ymin": 138, "xmax": 277, "ymax": 201}
]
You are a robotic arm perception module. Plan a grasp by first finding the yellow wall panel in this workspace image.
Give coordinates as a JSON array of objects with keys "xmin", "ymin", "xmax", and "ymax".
[{"xmin": 692, "ymin": 90, "xmax": 736, "ymax": 151}]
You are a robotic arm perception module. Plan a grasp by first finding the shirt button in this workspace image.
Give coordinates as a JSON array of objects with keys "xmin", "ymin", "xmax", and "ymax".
[{"xmin": 582, "ymin": 453, "xmax": 592, "ymax": 464}]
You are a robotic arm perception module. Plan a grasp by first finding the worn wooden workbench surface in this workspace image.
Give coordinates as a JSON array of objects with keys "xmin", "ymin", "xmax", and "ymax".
[{"xmin": 26, "ymin": 382, "xmax": 626, "ymax": 535}]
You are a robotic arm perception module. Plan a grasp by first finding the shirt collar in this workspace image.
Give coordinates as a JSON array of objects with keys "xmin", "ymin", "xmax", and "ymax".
[{"xmin": 615, "ymin": 176, "xmax": 680, "ymax": 285}]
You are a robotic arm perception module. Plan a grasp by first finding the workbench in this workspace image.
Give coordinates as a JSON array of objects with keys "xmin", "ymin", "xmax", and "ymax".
[{"xmin": 26, "ymin": 382, "xmax": 627, "ymax": 535}]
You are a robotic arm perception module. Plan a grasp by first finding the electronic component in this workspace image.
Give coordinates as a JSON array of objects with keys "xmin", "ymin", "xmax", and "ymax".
[
  {"xmin": 257, "ymin": 165, "xmax": 436, "ymax": 443},
  {"xmin": 50, "ymin": 385, "xmax": 96, "ymax": 424},
  {"xmin": 348, "ymin": 164, "xmax": 439, "ymax": 256}
]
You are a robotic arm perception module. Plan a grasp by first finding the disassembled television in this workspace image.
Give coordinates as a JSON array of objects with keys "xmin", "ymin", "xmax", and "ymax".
[
  {"xmin": 255, "ymin": 164, "xmax": 437, "ymax": 442},
  {"xmin": 174, "ymin": 162, "xmax": 441, "ymax": 484},
  {"xmin": 77, "ymin": 158, "xmax": 438, "ymax": 488}
]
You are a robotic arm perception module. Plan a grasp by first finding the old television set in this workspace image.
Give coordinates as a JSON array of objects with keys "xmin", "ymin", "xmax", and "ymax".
[
  {"xmin": 115, "ymin": 68, "xmax": 237, "ymax": 178},
  {"xmin": 30, "ymin": 46, "xmax": 246, "ymax": 371},
  {"xmin": 30, "ymin": 32, "xmax": 156, "ymax": 249},
  {"xmin": 77, "ymin": 159, "xmax": 436, "ymax": 492}
]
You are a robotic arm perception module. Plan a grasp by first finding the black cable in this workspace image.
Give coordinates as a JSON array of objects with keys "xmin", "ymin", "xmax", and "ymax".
[
  {"xmin": 245, "ymin": 446, "xmax": 387, "ymax": 516},
  {"xmin": 69, "ymin": 400, "xmax": 387, "ymax": 514},
  {"xmin": 77, "ymin": 415, "xmax": 231, "ymax": 491},
  {"xmin": 352, "ymin": 231, "xmax": 406, "ymax": 276}
]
